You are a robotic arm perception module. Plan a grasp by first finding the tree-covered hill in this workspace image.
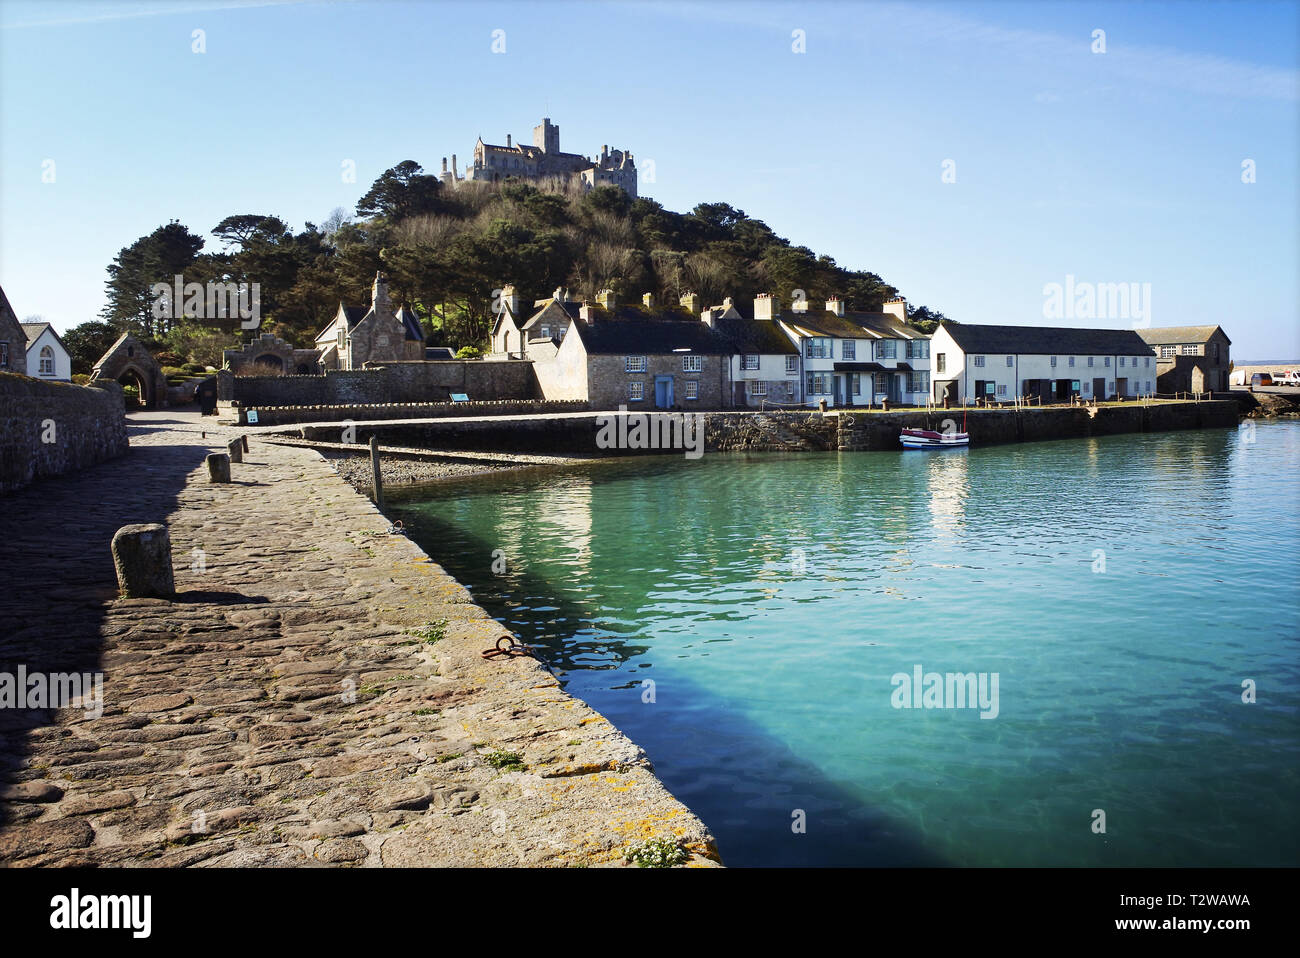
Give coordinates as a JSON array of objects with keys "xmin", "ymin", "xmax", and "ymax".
[{"xmin": 74, "ymin": 161, "xmax": 950, "ymax": 372}]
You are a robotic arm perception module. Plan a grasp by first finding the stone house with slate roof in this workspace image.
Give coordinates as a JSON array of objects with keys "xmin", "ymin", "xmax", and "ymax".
[
  {"xmin": 314, "ymin": 273, "xmax": 424, "ymax": 370},
  {"xmin": 1136, "ymin": 325, "xmax": 1231, "ymax": 393},
  {"xmin": 529, "ymin": 291, "xmax": 732, "ymax": 408},
  {"xmin": 0, "ymin": 285, "xmax": 27, "ymax": 376},
  {"xmin": 929, "ymin": 322, "xmax": 1156, "ymax": 404}
]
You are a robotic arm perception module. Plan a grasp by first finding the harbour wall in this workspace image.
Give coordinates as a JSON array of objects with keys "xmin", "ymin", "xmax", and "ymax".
[
  {"xmin": 279, "ymin": 400, "xmax": 1239, "ymax": 455},
  {"xmin": 218, "ymin": 361, "xmax": 539, "ymax": 409}
]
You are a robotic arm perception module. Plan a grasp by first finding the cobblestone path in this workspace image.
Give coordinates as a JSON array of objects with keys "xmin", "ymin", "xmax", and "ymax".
[{"xmin": 0, "ymin": 411, "xmax": 717, "ymax": 866}]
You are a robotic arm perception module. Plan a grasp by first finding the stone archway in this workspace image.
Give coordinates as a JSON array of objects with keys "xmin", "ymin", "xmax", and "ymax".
[{"xmin": 91, "ymin": 333, "xmax": 167, "ymax": 409}]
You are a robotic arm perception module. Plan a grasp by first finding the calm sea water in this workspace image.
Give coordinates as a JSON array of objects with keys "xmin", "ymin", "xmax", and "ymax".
[{"xmin": 390, "ymin": 423, "xmax": 1300, "ymax": 867}]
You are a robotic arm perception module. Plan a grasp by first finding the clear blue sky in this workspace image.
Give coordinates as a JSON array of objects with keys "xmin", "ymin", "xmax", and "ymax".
[{"xmin": 2, "ymin": 0, "xmax": 1296, "ymax": 358}]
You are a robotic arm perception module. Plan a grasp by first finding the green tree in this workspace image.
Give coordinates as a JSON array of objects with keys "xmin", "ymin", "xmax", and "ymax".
[
  {"xmin": 61, "ymin": 320, "xmax": 121, "ymax": 375},
  {"xmin": 356, "ymin": 161, "xmax": 443, "ymax": 222}
]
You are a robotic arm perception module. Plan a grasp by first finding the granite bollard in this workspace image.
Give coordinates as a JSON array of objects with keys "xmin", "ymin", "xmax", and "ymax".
[
  {"xmin": 111, "ymin": 523, "xmax": 175, "ymax": 598},
  {"xmin": 207, "ymin": 452, "xmax": 231, "ymax": 483},
  {"xmin": 227, "ymin": 437, "xmax": 243, "ymax": 463}
]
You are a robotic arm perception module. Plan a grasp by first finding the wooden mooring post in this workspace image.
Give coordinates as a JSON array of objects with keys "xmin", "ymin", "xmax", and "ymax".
[{"xmin": 369, "ymin": 435, "xmax": 384, "ymax": 511}]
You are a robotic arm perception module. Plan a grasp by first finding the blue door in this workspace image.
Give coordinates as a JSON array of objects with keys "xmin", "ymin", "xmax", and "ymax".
[{"xmin": 654, "ymin": 376, "xmax": 674, "ymax": 408}]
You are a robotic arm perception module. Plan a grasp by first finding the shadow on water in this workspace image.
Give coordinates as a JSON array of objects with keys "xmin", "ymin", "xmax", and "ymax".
[
  {"xmin": 388, "ymin": 494, "xmax": 950, "ymax": 867},
  {"xmin": 0, "ymin": 428, "xmax": 220, "ymax": 831}
]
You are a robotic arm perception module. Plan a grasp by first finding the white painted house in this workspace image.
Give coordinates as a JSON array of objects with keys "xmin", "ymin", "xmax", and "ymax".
[
  {"xmin": 777, "ymin": 295, "xmax": 930, "ymax": 407},
  {"xmin": 928, "ymin": 323, "xmax": 1157, "ymax": 404},
  {"xmin": 22, "ymin": 322, "xmax": 72, "ymax": 381}
]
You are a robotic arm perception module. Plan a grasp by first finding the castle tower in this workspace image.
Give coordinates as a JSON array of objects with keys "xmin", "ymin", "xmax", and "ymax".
[{"xmin": 533, "ymin": 117, "xmax": 559, "ymax": 153}]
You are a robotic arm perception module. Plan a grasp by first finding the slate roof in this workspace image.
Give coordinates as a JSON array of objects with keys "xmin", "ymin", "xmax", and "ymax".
[
  {"xmin": 394, "ymin": 305, "xmax": 424, "ymax": 342},
  {"xmin": 714, "ymin": 317, "xmax": 798, "ymax": 355},
  {"xmin": 570, "ymin": 317, "xmax": 733, "ymax": 356},
  {"xmin": 938, "ymin": 322, "xmax": 1155, "ymax": 356},
  {"xmin": 782, "ymin": 309, "xmax": 919, "ymax": 341},
  {"xmin": 21, "ymin": 321, "xmax": 55, "ymax": 346},
  {"xmin": 1136, "ymin": 325, "xmax": 1230, "ymax": 346}
]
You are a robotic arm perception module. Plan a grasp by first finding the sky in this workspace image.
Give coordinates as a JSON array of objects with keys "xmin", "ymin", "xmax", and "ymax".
[{"xmin": 1, "ymin": 0, "xmax": 1296, "ymax": 359}]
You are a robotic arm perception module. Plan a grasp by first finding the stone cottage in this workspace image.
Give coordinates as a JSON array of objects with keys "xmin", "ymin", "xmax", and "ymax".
[
  {"xmin": 1136, "ymin": 326, "xmax": 1231, "ymax": 393},
  {"xmin": 314, "ymin": 273, "xmax": 424, "ymax": 370},
  {"xmin": 530, "ymin": 292, "xmax": 734, "ymax": 409},
  {"xmin": 0, "ymin": 285, "xmax": 27, "ymax": 376}
]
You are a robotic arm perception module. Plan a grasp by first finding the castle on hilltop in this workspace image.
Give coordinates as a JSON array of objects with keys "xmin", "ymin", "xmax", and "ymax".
[{"xmin": 438, "ymin": 117, "xmax": 637, "ymax": 199}]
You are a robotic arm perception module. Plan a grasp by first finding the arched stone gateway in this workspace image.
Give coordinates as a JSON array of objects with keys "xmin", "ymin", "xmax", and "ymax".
[{"xmin": 90, "ymin": 334, "xmax": 167, "ymax": 408}]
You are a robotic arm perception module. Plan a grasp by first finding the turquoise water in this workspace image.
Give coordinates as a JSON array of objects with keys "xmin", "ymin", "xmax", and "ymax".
[{"xmin": 390, "ymin": 423, "xmax": 1300, "ymax": 866}]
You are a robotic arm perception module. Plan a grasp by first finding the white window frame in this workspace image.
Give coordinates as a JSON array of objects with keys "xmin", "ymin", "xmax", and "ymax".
[
  {"xmin": 628, "ymin": 381, "xmax": 644, "ymax": 401},
  {"xmin": 625, "ymin": 355, "xmax": 647, "ymax": 373},
  {"xmin": 842, "ymin": 341, "xmax": 856, "ymax": 361},
  {"xmin": 682, "ymin": 355, "xmax": 702, "ymax": 373},
  {"xmin": 785, "ymin": 355, "xmax": 798, "ymax": 375},
  {"xmin": 747, "ymin": 380, "xmax": 767, "ymax": 396},
  {"xmin": 740, "ymin": 354, "xmax": 760, "ymax": 371},
  {"xmin": 973, "ymin": 355, "xmax": 986, "ymax": 368},
  {"xmin": 1005, "ymin": 355, "xmax": 1014, "ymax": 367},
  {"xmin": 684, "ymin": 380, "xmax": 699, "ymax": 399}
]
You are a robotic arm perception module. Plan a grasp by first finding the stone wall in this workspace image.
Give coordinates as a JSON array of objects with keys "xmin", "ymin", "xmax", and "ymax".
[
  {"xmin": 219, "ymin": 361, "xmax": 539, "ymax": 408},
  {"xmin": 585, "ymin": 354, "xmax": 729, "ymax": 410},
  {"xmin": 244, "ymin": 399, "xmax": 589, "ymax": 427},
  {"xmin": 280, "ymin": 400, "xmax": 1239, "ymax": 458},
  {"xmin": 0, "ymin": 374, "xmax": 129, "ymax": 493}
]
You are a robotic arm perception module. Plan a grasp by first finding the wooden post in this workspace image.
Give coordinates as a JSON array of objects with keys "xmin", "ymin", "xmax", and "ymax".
[
  {"xmin": 369, "ymin": 435, "xmax": 384, "ymax": 510},
  {"xmin": 241, "ymin": 434, "xmax": 249, "ymax": 452}
]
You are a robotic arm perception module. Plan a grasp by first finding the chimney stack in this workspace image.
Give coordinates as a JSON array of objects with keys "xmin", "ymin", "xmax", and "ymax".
[
  {"xmin": 372, "ymin": 272, "xmax": 391, "ymax": 314},
  {"xmin": 500, "ymin": 284, "xmax": 521, "ymax": 319},
  {"xmin": 826, "ymin": 296, "xmax": 845, "ymax": 316},
  {"xmin": 680, "ymin": 291, "xmax": 700, "ymax": 316},
  {"xmin": 507, "ymin": 133, "xmax": 512, "ymax": 148},
  {"xmin": 597, "ymin": 288, "xmax": 617, "ymax": 311},
  {"xmin": 642, "ymin": 292, "xmax": 655, "ymax": 310},
  {"xmin": 754, "ymin": 293, "xmax": 780, "ymax": 321},
  {"xmin": 882, "ymin": 297, "xmax": 907, "ymax": 323},
  {"xmin": 579, "ymin": 303, "xmax": 598, "ymax": 323}
]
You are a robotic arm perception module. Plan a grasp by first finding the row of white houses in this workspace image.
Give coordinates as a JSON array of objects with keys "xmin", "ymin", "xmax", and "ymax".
[{"xmin": 489, "ymin": 288, "xmax": 1169, "ymax": 409}]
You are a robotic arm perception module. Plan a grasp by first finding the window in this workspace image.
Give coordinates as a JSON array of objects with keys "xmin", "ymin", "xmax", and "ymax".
[
  {"xmin": 785, "ymin": 355, "xmax": 798, "ymax": 374},
  {"xmin": 628, "ymin": 381, "xmax": 644, "ymax": 401},
  {"xmin": 1145, "ymin": 357, "xmax": 1150, "ymax": 367},
  {"xmin": 1146, "ymin": 381, "xmax": 1152, "ymax": 392},
  {"xmin": 936, "ymin": 353, "xmax": 946, "ymax": 373},
  {"xmin": 805, "ymin": 338, "xmax": 832, "ymax": 359},
  {"xmin": 787, "ymin": 382, "xmax": 796, "ymax": 400},
  {"xmin": 376, "ymin": 335, "xmax": 389, "ymax": 347},
  {"xmin": 1068, "ymin": 356, "xmax": 1075, "ymax": 367},
  {"xmin": 747, "ymin": 380, "xmax": 766, "ymax": 396},
  {"xmin": 1104, "ymin": 356, "xmax": 1111, "ymax": 367},
  {"xmin": 1087, "ymin": 357, "xmax": 1095, "ymax": 367},
  {"xmin": 877, "ymin": 340, "xmax": 897, "ymax": 360},
  {"xmin": 1082, "ymin": 381, "xmax": 1091, "ymax": 395},
  {"xmin": 39, "ymin": 345, "xmax": 54, "ymax": 375},
  {"xmin": 685, "ymin": 380, "xmax": 699, "ymax": 399},
  {"xmin": 850, "ymin": 373, "xmax": 861, "ymax": 395},
  {"xmin": 1160, "ymin": 345, "xmax": 1176, "ymax": 358},
  {"xmin": 996, "ymin": 384, "xmax": 1007, "ymax": 397},
  {"xmin": 1213, "ymin": 343, "xmax": 1219, "ymax": 360},
  {"xmin": 740, "ymin": 354, "xmax": 759, "ymax": 371},
  {"xmin": 683, "ymin": 355, "xmax": 703, "ymax": 372},
  {"xmin": 906, "ymin": 339, "xmax": 930, "ymax": 360},
  {"xmin": 625, "ymin": 355, "xmax": 647, "ymax": 372},
  {"xmin": 908, "ymin": 371, "xmax": 930, "ymax": 393},
  {"xmin": 1108, "ymin": 382, "xmax": 1114, "ymax": 394},
  {"xmin": 973, "ymin": 355, "xmax": 986, "ymax": 368},
  {"xmin": 0, "ymin": 342, "xmax": 8, "ymax": 368},
  {"xmin": 540, "ymin": 325, "xmax": 551, "ymax": 339},
  {"xmin": 806, "ymin": 372, "xmax": 832, "ymax": 395},
  {"xmin": 1006, "ymin": 355, "xmax": 1014, "ymax": 367},
  {"xmin": 842, "ymin": 341, "xmax": 856, "ymax": 360},
  {"xmin": 1181, "ymin": 344, "xmax": 1198, "ymax": 356},
  {"xmin": 1119, "ymin": 357, "xmax": 1125, "ymax": 367}
]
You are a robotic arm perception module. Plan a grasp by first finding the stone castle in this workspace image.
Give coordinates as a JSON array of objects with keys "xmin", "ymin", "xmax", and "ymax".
[{"xmin": 438, "ymin": 118, "xmax": 637, "ymax": 198}]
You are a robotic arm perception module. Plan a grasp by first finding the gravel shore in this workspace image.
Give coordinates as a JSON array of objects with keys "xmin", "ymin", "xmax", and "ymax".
[{"xmin": 325, "ymin": 452, "xmax": 520, "ymax": 487}]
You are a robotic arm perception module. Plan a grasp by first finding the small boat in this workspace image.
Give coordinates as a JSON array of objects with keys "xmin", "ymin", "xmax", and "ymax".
[{"xmin": 900, "ymin": 427, "xmax": 969, "ymax": 449}]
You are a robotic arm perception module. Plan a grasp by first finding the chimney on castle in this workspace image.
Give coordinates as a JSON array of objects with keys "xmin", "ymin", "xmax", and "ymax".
[
  {"xmin": 597, "ymin": 289, "xmax": 617, "ymax": 311},
  {"xmin": 642, "ymin": 292, "xmax": 655, "ymax": 310},
  {"xmin": 507, "ymin": 134, "xmax": 512, "ymax": 148},
  {"xmin": 451, "ymin": 154, "xmax": 459, "ymax": 177},
  {"xmin": 442, "ymin": 157, "xmax": 448, "ymax": 173},
  {"xmin": 680, "ymin": 291, "xmax": 700, "ymax": 316},
  {"xmin": 372, "ymin": 272, "xmax": 391, "ymax": 315},
  {"xmin": 754, "ymin": 293, "xmax": 780, "ymax": 321},
  {"xmin": 882, "ymin": 297, "xmax": 907, "ymax": 323},
  {"xmin": 826, "ymin": 296, "xmax": 846, "ymax": 316}
]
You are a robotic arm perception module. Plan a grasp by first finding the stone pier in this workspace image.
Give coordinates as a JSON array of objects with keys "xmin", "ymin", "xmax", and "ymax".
[{"xmin": 0, "ymin": 411, "xmax": 717, "ymax": 867}]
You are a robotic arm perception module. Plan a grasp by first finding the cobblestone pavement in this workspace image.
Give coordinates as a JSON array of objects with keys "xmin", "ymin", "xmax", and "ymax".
[{"xmin": 0, "ymin": 410, "xmax": 718, "ymax": 867}]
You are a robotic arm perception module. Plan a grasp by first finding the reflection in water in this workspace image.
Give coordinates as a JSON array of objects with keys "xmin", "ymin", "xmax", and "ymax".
[{"xmin": 927, "ymin": 449, "xmax": 969, "ymax": 537}]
